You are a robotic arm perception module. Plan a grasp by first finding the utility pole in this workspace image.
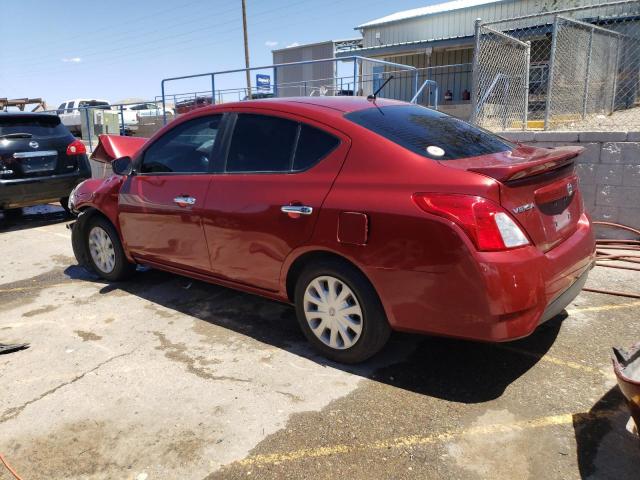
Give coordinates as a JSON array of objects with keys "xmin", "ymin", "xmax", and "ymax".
[{"xmin": 241, "ymin": 0, "xmax": 252, "ymax": 98}]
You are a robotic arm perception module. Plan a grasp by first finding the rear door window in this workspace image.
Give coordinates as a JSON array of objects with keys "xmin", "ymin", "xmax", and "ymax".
[
  {"xmin": 78, "ymin": 100, "xmax": 110, "ymax": 110},
  {"xmin": 0, "ymin": 115, "xmax": 69, "ymax": 136},
  {"xmin": 140, "ymin": 114, "xmax": 222, "ymax": 174},
  {"xmin": 293, "ymin": 124, "xmax": 340, "ymax": 171},
  {"xmin": 344, "ymin": 104, "xmax": 514, "ymax": 160},
  {"xmin": 225, "ymin": 114, "xmax": 340, "ymax": 173},
  {"xmin": 226, "ymin": 114, "xmax": 298, "ymax": 173},
  {"xmin": 66, "ymin": 101, "xmax": 75, "ymax": 113}
]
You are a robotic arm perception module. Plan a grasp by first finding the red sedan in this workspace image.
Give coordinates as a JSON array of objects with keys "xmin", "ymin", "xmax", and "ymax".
[{"xmin": 69, "ymin": 97, "xmax": 595, "ymax": 363}]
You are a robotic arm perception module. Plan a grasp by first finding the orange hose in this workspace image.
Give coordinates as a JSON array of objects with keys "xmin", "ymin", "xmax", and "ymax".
[
  {"xmin": 596, "ymin": 239, "xmax": 640, "ymax": 245},
  {"xmin": 0, "ymin": 453, "xmax": 23, "ymax": 480},
  {"xmin": 583, "ymin": 287, "xmax": 640, "ymax": 299},
  {"xmin": 586, "ymin": 222, "xmax": 640, "ymax": 297},
  {"xmin": 593, "ymin": 221, "xmax": 640, "ymax": 237},
  {"xmin": 595, "ymin": 262, "xmax": 640, "ymax": 272}
]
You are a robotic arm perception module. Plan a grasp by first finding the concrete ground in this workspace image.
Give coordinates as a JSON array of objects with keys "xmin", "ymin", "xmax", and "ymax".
[{"xmin": 1, "ymin": 205, "xmax": 639, "ymax": 480}]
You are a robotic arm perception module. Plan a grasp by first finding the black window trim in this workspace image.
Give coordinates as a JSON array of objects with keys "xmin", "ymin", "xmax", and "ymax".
[
  {"xmin": 135, "ymin": 112, "xmax": 228, "ymax": 176},
  {"xmin": 221, "ymin": 112, "xmax": 341, "ymax": 175}
]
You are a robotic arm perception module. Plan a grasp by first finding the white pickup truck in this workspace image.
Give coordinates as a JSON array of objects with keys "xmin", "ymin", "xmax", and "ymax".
[
  {"xmin": 57, "ymin": 99, "xmax": 111, "ymax": 136},
  {"xmin": 117, "ymin": 103, "xmax": 173, "ymax": 134}
]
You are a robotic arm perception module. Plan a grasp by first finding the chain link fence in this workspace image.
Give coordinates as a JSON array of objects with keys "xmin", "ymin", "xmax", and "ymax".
[
  {"xmin": 471, "ymin": 25, "xmax": 530, "ymax": 130},
  {"xmin": 548, "ymin": 16, "xmax": 622, "ymax": 128},
  {"xmin": 472, "ymin": 0, "xmax": 640, "ymax": 131}
]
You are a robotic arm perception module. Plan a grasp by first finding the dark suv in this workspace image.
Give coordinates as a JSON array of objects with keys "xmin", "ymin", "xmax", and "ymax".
[{"xmin": 0, "ymin": 112, "xmax": 90, "ymax": 216}]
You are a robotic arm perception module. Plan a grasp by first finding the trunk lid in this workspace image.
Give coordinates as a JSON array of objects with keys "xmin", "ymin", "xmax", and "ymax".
[
  {"xmin": 0, "ymin": 114, "xmax": 78, "ymax": 180},
  {"xmin": 0, "ymin": 135, "xmax": 80, "ymax": 180},
  {"xmin": 445, "ymin": 144, "xmax": 585, "ymax": 252}
]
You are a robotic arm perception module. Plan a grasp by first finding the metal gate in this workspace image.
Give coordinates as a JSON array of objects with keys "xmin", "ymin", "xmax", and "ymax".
[
  {"xmin": 472, "ymin": 1, "xmax": 640, "ymax": 131},
  {"xmin": 471, "ymin": 22, "xmax": 530, "ymax": 131}
]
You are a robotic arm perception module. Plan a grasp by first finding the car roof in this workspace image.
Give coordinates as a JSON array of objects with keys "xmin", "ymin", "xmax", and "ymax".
[
  {"xmin": 179, "ymin": 96, "xmax": 404, "ymax": 125},
  {"xmin": 220, "ymin": 96, "xmax": 407, "ymax": 113},
  {"xmin": 166, "ymin": 96, "xmax": 412, "ymax": 137},
  {"xmin": 64, "ymin": 99, "xmax": 110, "ymax": 103}
]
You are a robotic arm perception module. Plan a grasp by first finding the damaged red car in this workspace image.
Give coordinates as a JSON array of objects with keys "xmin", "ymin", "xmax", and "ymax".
[{"xmin": 69, "ymin": 97, "xmax": 595, "ymax": 363}]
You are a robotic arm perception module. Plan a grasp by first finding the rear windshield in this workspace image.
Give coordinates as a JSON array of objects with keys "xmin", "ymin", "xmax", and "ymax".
[
  {"xmin": 78, "ymin": 100, "xmax": 110, "ymax": 109},
  {"xmin": 0, "ymin": 115, "xmax": 69, "ymax": 136},
  {"xmin": 344, "ymin": 104, "xmax": 514, "ymax": 160}
]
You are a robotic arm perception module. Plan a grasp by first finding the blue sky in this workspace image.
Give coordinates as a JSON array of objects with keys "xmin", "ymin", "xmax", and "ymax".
[{"xmin": 0, "ymin": 0, "xmax": 437, "ymax": 108}]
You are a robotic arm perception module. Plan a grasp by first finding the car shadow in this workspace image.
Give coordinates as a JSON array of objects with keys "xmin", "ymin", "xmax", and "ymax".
[
  {"xmin": 573, "ymin": 386, "xmax": 640, "ymax": 479},
  {"xmin": 64, "ymin": 265, "xmax": 562, "ymax": 404},
  {"xmin": 0, "ymin": 204, "xmax": 71, "ymax": 233}
]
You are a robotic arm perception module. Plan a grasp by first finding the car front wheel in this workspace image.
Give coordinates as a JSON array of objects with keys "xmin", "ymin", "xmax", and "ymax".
[
  {"xmin": 60, "ymin": 197, "xmax": 72, "ymax": 215},
  {"xmin": 294, "ymin": 260, "xmax": 390, "ymax": 363},
  {"xmin": 85, "ymin": 216, "xmax": 135, "ymax": 281},
  {"xmin": 2, "ymin": 208, "xmax": 22, "ymax": 219}
]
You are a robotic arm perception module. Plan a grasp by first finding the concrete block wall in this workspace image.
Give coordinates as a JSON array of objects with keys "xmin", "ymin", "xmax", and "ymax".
[{"xmin": 498, "ymin": 131, "xmax": 640, "ymax": 239}]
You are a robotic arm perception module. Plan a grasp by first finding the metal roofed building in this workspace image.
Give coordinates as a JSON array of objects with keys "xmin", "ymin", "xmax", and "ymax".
[
  {"xmin": 340, "ymin": 0, "xmax": 626, "ymax": 119},
  {"xmin": 272, "ymin": 39, "xmax": 363, "ymax": 98}
]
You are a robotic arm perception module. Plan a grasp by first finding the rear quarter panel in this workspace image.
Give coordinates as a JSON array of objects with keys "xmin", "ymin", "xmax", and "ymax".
[{"xmin": 282, "ymin": 129, "xmax": 504, "ymax": 331}]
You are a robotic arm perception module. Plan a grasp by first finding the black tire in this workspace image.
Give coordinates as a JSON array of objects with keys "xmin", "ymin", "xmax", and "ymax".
[
  {"xmin": 294, "ymin": 259, "xmax": 391, "ymax": 363},
  {"xmin": 84, "ymin": 215, "xmax": 136, "ymax": 281},
  {"xmin": 60, "ymin": 197, "xmax": 72, "ymax": 216},
  {"xmin": 2, "ymin": 208, "xmax": 22, "ymax": 219}
]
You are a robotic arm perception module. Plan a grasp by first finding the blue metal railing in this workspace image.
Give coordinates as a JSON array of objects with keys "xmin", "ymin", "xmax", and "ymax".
[
  {"xmin": 411, "ymin": 80, "xmax": 439, "ymax": 109},
  {"xmin": 160, "ymin": 56, "xmax": 420, "ymax": 125}
]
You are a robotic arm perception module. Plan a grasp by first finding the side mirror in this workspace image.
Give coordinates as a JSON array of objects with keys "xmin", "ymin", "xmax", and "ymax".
[{"xmin": 111, "ymin": 156, "xmax": 133, "ymax": 176}]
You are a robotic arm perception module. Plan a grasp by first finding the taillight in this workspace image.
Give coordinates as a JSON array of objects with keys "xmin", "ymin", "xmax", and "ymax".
[
  {"xmin": 412, "ymin": 193, "xmax": 530, "ymax": 251},
  {"xmin": 66, "ymin": 139, "xmax": 87, "ymax": 155}
]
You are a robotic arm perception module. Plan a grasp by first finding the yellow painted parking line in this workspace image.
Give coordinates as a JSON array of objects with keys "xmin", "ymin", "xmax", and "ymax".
[
  {"xmin": 0, "ymin": 282, "xmax": 73, "ymax": 294},
  {"xmin": 236, "ymin": 409, "xmax": 617, "ymax": 467},
  {"xmin": 5, "ymin": 225, "xmax": 71, "ymax": 240},
  {"xmin": 489, "ymin": 299, "xmax": 640, "ymax": 375},
  {"xmin": 495, "ymin": 344, "xmax": 603, "ymax": 375},
  {"xmin": 568, "ymin": 300, "xmax": 640, "ymax": 314},
  {"xmin": 33, "ymin": 226, "xmax": 71, "ymax": 239}
]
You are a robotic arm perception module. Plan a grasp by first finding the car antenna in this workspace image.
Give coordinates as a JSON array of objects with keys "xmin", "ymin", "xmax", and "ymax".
[{"xmin": 367, "ymin": 75, "xmax": 394, "ymax": 102}]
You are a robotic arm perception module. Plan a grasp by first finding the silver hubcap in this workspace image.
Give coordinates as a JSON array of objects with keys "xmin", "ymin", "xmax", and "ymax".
[
  {"xmin": 88, "ymin": 226, "xmax": 116, "ymax": 274},
  {"xmin": 303, "ymin": 275, "xmax": 363, "ymax": 350}
]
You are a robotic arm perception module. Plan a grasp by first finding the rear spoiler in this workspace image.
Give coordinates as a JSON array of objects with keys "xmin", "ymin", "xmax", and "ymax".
[
  {"xmin": 91, "ymin": 134, "xmax": 148, "ymax": 163},
  {"xmin": 469, "ymin": 146, "xmax": 584, "ymax": 182},
  {"xmin": 444, "ymin": 145, "xmax": 584, "ymax": 183}
]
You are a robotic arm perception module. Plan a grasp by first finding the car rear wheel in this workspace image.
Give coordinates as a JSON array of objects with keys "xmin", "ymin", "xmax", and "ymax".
[
  {"xmin": 85, "ymin": 216, "xmax": 135, "ymax": 281},
  {"xmin": 294, "ymin": 260, "xmax": 390, "ymax": 363}
]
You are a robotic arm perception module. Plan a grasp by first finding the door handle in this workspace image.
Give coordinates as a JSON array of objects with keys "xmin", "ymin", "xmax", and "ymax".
[
  {"xmin": 281, "ymin": 205, "xmax": 313, "ymax": 215},
  {"xmin": 174, "ymin": 195, "xmax": 196, "ymax": 207}
]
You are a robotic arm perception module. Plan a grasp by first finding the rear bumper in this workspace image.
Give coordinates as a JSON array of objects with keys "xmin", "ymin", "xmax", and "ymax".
[
  {"xmin": 539, "ymin": 266, "xmax": 590, "ymax": 324},
  {"xmin": 0, "ymin": 172, "xmax": 89, "ymax": 209},
  {"xmin": 368, "ymin": 213, "xmax": 595, "ymax": 341}
]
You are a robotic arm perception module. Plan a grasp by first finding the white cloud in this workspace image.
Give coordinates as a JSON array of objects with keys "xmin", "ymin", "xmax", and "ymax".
[
  {"xmin": 286, "ymin": 42, "xmax": 299, "ymax": 48},
  {"xmin": 62, "ymin": 57, "xmax": 82, "ymax": 63},
  {"xmin": 265, "ymin": 40, "xmax": 278, "ymax": 47}
]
